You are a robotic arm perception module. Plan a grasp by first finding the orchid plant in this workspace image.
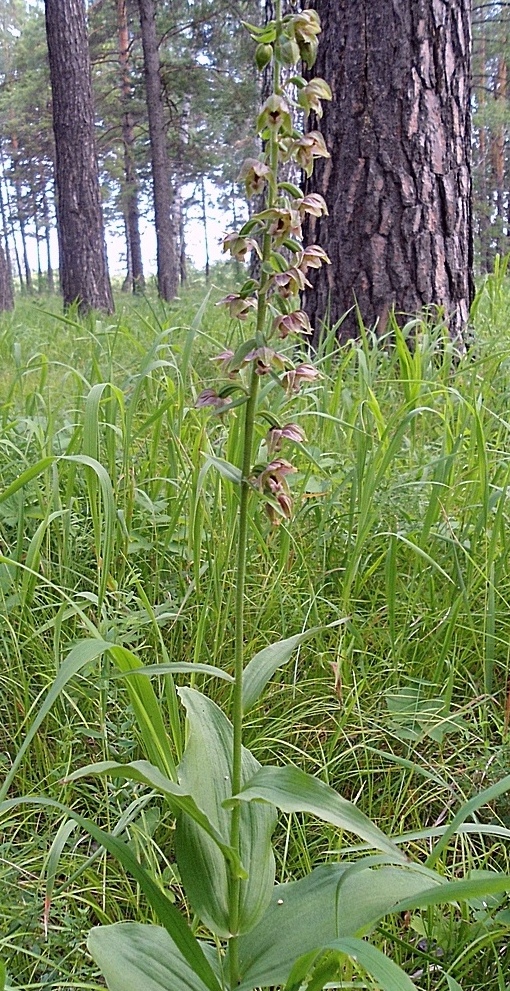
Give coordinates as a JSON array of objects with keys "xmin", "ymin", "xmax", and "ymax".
[{"xmin": 6, "ymin": 6, "xmax": 510, "ymax": 991}]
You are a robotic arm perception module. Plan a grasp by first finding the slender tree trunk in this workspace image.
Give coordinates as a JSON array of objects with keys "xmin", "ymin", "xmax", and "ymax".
[
  {"xmin": 492, "ymin": 51, "xmax": 507, "ymax": 254},
  {"xmin": 0, "ymin": 238, "xmax": 14, "ymax": 311},
  {"xmin": 41, "ymin": 184, "xmax": 54, "ymax": 292},
  {"xmin": 138, "ymin": 0, "xmax": 178, "ymax": 301},
  {"xmin": 304, "ymin": 0, "xmax": 474, "ymax": 346},
  {"xmin": 201, "ymin": 178, "xmax": 210, "ymax": 281},
  {"xmin": 44, "ymin": 0, "xmax": 114, "ymax": 313},
  {"xmin": 0, "ymin": 180, "xmax": 13, "ymax": 289},
  {"xmin": 118, "ymin": 0, "xmax": 144, "ymax": 292},
  {"xmin": 11, "ymin": 136, "xmax": 33, "ymax": 294},
  {"xmin": 477, "ymin": 35, "xmax": 491, "ymax": 273},
  {"xmin": 1, "ymin": 164, "xmax": 25, "ymax": 291}
]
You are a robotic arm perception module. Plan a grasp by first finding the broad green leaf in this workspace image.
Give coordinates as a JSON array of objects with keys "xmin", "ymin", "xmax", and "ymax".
[
  {"xmin": 203, "ymin": 454, "xmax": 242, "ymax": 485},
  {"xmin": 88, "ymin": 923, "xmax": 216, "ymax": 991},
  {"xmin": 0, "ymin": 638, "xmax": 112, "ymax": 801},
  {"xmin": 0, "ymin": 796, "xmax": 221, "ymax": 991},
  {"xmin": 230, "ymin": 765, "xmax": 406, "ymax": 861},
  {"xmin": 242, "ymin": 619, "xmax": 347, "ymax": 713},
  {"xmin": 233, "ymin": 862, "xmax": 440, "ymax": 990},
  {"xmin": 108, "ymin": 645, "xmax": 177, "ymax": 781},
  {"xmin": 65, "ymin": 759, "xmax": 245, "ymax": 878},
  {"xmin": 175, "ymin": 688, "xmax": 276, "ymax": 937}
]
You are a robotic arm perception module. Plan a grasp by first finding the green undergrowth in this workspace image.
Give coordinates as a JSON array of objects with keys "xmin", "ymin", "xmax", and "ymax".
[{"xmin": 2, "ymin": 269, "xmax": 510, "ymax": 987}]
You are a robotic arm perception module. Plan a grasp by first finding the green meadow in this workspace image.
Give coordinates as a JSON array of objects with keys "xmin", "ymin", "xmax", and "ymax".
[{"xmin": 2, "ymin": 267, "xmax": 510, "ymax": 989}]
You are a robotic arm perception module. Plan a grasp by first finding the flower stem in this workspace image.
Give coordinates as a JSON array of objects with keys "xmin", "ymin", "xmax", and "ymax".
[{"xmin": 229, "ymin": 5, "xmax": 282, "ymax": 983}]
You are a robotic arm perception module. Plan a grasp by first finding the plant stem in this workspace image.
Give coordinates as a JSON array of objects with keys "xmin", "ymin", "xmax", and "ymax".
[{"xmin": 229, "ymin": 6, "xmax": 282, "ymax": 983}]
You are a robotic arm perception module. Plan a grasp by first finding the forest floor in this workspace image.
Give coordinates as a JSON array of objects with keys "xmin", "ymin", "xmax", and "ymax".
[{"xmin": 1, "ymin": 266, "xmax": 510, "ymax": 989}]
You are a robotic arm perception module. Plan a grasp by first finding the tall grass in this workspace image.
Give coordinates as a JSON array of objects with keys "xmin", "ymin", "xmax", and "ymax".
[{"xmin": 1, "ymin": 273, "xmax": 510, "ymax": 987}]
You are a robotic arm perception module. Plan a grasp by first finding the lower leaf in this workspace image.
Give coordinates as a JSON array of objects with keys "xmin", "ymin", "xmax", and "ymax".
[
  {"xmin": 88, "ymin": 923, "xmax": 221, "ymax": 991},
  {"xmin": 233, "ymin": 862, "xmax": 442, "ymax": 990}
]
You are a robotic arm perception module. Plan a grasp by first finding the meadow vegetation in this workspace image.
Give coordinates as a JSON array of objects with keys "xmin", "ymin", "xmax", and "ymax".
[{"xmin": 1, "ymin": 263, "xmax": 510, "ymax": 988}]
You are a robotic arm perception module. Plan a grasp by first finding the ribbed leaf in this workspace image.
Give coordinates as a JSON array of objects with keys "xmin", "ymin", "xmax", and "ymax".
[
  {"xmin": 230, "ymin": 764, "xmax": 405, "ymax": 861},
  {"xmin": 88, "ymin": 923, "xmax": 217, "ymax": 991},
  {"xmin": 175, "ymin": 688, "xmax": 276, "ymax": 937},
  {"xmin": 234, "ymin": 862, "xmax": 441, "ymax": 990}
]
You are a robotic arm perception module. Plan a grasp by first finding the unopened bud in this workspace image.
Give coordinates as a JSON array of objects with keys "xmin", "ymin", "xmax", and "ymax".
[{"xmin": 255, "ymin": 43, "xmax": 273, "ymax": 70}]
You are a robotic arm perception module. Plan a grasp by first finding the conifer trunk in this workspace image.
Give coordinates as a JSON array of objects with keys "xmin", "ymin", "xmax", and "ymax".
[
  {"xmin": 118, "ymin": 0, "xmax": 144, "ymax": 292},
  {"xmin": 44, "ymin": 0, "xmax": 114, "ymax": 314},
  {"xmin": 138, "ymin": 0, "xmax": 178, "ymax": 301},
  {"xmin": 304, "ymin": 0, "xmax": 474, "ymax": 346}
]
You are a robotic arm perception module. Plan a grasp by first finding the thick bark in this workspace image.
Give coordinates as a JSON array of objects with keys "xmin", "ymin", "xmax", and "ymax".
[
  {"xmin": 138, "ymin": 0, "xmax": 178, "ymax": 301},
  {"xmin": 44, "ymin": 0, "xmax": 114, "ymax": 314},
  {"xmin": 304, "ymin": 0, "xmax": 474, "ymax": 346},
  {"xmin": 118, "ymin": 0, "xmax": 144, "ymax": 292}
]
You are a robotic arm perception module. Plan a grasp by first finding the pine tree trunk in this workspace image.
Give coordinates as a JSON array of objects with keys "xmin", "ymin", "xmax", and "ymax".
[
  {"xmin": 44, "ymin": 0, "xmax": 114, "ymax": 314},
  {"xmin": 0, "ymin": 238, "xmax": 13, "ymax": 311},
  {"xmin": 42, "ymin": 184, "xmax": 54, "ymax": 292},
  {"xmin": 117, "ymin": 0, "xmax": 144, "ymax": 292},
  {"xmin": 304, "ymin": 0, "xmax": 474, "ymax": 346},
  {"xmin": 138, "ymin": 0, "xmax": 178, "ymax": 301}
]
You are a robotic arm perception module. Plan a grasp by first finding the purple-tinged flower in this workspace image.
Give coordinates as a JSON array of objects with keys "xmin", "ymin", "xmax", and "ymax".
[
  {"xmin": 295, "ymin": 193, "xmax": 329, "ymax": 218},
  {"xmin": 298, "ymin": 245, "xmax": 331, "ymax": 274},
  {"xmin": 222, "ymin": 232, "xmax": 261, "ymax": 261},
  {"xmin": 243, "ymin": 347, "xmax": 289, "ymax": 375},
  {"xmin": 217, "ymin": 294, "xmax": 257, "ymax": 320},
  {"xmin": 272, "ymin": 266, "xmax": 312, "ymax": 298},
  {"xmin": 253, "ymin": 458, "xmax": 297, "ymax": 526},
  {"xmin": 273, "ymin": 309, "xmax": 312, "ymax": 339},
  {"xmin": 255, "ymin": 457, "xmax": 297, "ymax": 489},
  {"xmin": 195, "ymin": 389, "xmax": 229, "ymax": 409},
  {"xmin": 292, "ymin": 131, "xmax": 330, "ymax": 176},
  {"xmin": 266, "ymin": 423, "xmax": 306, "ymax": 456},
  {"xmin": 297, "ymin": 78, "xmax": 332, "ymax": 118},
  {"xmin": 239, "ymin": 158, "xmax": 272, "ymax": 197},
  {"xmin": 257, "ymin": 94, "xmax": 293, "ymax": 136},
  {"xmin": 210, "ymin": 349, "xmax": 237, "ymax": 377},
  {"xmin": 282, "ymin": 363, "xmax": 320, "ymax": 393},
  {"xmin": 266, "ymin": 490, "xmax": 294, "ymax": 525},
  {"xmin": 293, "ymin": 9, "xmax": 321, "ymax": 43}
]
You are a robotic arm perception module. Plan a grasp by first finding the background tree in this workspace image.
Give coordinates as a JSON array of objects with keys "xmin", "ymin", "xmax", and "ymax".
[
  {"xmin": 304, "ymin": 0, "xmax": 474, "ymax": 345},
  {"xmin": 44, "ymin": 0, "xmax": 114, "ymax": 313},
  {"xmin": 0, "ymin": 235, "xmax": 13, "ymax": 310},
  {"xmin": 137, "ymin": 0, "xmax": 178, "ymax": 301}
]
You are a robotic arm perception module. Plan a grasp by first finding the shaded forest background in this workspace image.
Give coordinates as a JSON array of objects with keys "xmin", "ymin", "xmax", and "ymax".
[{"xmin": 0, "ymin": 0, "xmax": 506, "ymax": 295}]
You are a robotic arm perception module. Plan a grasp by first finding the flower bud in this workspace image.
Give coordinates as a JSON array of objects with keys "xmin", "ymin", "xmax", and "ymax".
[{"xmin": 255, "ymin": 43, "xmax": 273, "ymax": 70}]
